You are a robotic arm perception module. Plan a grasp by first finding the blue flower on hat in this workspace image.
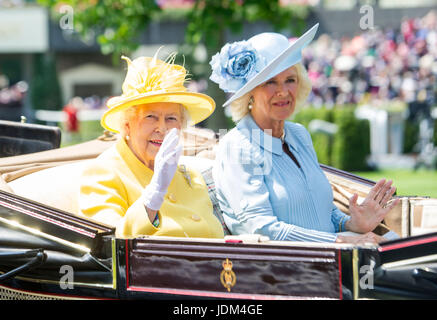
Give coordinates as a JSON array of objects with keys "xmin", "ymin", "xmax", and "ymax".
[{"xmin": 209, "ymin": 41, "xmax": 266, "ymax": 93}]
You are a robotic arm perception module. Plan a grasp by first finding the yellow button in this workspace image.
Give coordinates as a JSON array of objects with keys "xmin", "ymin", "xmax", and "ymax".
[
  {"xmin": 167, "ymin": 193, "xmax": 177, "ymax": 203},
  {"xmin": 191, "ymin": 214, "xmax": 201, "ymax": 221}
]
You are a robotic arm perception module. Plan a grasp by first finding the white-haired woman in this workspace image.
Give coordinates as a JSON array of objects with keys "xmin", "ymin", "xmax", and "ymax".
[
  {"xmin": 79, "ymin": 54, "xmax": 224, "ymax": 239},
  {"xmin": 210, "ymin": 25, "xmax": 399, "ymax": 244}
]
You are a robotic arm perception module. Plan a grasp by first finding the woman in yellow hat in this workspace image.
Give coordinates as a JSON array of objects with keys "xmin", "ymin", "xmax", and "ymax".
[{"xmin": 78, "ymin": 52, "xmax": 224, "ymax": 239}]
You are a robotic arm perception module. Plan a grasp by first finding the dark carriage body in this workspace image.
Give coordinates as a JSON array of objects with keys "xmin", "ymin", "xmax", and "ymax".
[
  {"xmin": 0, "ymin": 190, "xmax": 348, "ymax": 300},
  {"xmin": 0, "ymin": 120, "xmax": 61, "ymax": 158},
  {"xmin": 1, "ymin": 187, "xmax": 437, "ymax": 300},
  {"xmin": 0, "ymin": 123, "xmax": 436, "ymax": 300}
]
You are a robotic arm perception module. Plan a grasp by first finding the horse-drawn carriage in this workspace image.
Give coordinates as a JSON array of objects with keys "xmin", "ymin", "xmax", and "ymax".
[{"xmin": 0, "ymin": 120, "xmax": 436, "ymax": 300}]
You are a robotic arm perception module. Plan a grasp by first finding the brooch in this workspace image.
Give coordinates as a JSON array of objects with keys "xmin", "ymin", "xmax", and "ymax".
[{"xmin": 178, "ymin": 165, "xmax": 192, "ymax": 188}]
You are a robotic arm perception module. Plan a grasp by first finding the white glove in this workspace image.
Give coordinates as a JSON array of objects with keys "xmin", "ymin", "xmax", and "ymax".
[{"xmin": 142, "ymin": 128, "xmax": 183, "ymax": 211}]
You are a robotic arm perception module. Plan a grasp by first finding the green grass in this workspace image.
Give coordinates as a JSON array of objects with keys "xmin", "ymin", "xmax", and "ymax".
[{"xmin": 352, "ymin": 169, "xmax": 437, "ymax": 198}]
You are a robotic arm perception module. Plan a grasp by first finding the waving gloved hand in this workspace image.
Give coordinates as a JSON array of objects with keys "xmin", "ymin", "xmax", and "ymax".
[{"xmin": 142, "ymin": 128, "xmax": 183, "ymax": 211}]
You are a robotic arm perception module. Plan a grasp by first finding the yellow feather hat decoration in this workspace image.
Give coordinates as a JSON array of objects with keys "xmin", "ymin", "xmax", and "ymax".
[{"xmin": 101, "ymin": 51, "xmax": 215, "ymax": 133}]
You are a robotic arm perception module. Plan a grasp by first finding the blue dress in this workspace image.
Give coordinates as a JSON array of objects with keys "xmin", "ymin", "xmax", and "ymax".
[{"xmin": 213, "ymin": 114, "xmax": 350, "ymax": 242}]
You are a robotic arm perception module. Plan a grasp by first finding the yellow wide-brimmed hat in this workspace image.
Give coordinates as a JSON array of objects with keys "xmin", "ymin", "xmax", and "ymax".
[{"xmin": 101, "ymin": 53, "xmax": 215, "ymax": 133}]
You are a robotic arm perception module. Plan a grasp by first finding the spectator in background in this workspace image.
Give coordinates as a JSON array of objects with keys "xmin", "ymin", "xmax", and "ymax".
[{"xmin": 63, "ymin": 100, "xmax": 79, "ymax": 133}]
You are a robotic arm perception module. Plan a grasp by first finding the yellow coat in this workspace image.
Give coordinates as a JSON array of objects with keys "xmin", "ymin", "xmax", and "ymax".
[{"xmin": 79, "ymin": 138, "xmax": 224, "ymax": 239}]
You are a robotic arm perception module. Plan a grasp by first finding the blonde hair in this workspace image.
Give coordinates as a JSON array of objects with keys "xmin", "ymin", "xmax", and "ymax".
[
  {"xmin": 229, "ymin": 63, "xmax": 312, "ymax": 122},
  {"xmin": 120, "ymin": 103, "xmax": 190, "ymax": 137}
]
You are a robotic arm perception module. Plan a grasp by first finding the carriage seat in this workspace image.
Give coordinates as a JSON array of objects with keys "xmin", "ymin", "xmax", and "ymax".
[
  {"xmin": 6, "ymin": 156, "xmax": 231, "ymax": 234},
  {"xmin": 8, "ymin": 160, "xmax": 91, "ymax": 215}
]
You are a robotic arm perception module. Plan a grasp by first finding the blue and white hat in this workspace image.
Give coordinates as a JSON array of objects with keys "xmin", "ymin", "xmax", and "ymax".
[{"xmin": 209, "ymin": 24, "xmax": 319, "ymax": 107}]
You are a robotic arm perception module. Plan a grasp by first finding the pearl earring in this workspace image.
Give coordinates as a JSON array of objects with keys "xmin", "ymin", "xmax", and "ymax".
[
  {"xmin": 125, "ymin": 135, "xmax": 130, "ymax": 141},
  {"xmin": 248, "ymin": 96, "xmax": 254, "ymax": 110}
]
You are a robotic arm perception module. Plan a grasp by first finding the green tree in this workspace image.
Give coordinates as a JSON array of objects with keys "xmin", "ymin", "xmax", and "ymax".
[
  {"xmin": 331, "ymin": 106, "xmax": 370, "ymax": 171},
  {"xmin": 38, "ymin": 0, "xmax": 309, "ymax": 131},
  {"xmin": 30, "ymin": 53, "xmax": 63, "ymax": 111},
  {"xmin": 292, "ymin": 107, "xmax": 333, "ymax": 165}
]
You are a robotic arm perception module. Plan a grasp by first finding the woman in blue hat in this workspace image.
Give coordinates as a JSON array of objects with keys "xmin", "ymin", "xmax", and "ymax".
[{"xmin": 210, "ymin": 25, "xmax": 399, "ymax": 244}]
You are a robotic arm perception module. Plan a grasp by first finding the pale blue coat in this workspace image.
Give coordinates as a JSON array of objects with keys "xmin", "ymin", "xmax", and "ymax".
[{"xmin": 213, "ymin": 114, "xmax": 351, "ymax": 242}]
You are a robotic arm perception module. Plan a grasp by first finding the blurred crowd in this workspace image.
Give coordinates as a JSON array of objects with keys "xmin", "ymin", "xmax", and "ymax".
[
  {"xmin": 0, "ymin": 74, "xmax": 27, "ymax": 108},
  {"xmin": 0, "ymin": 0, "xmax": 25, "ymax": 8},
  {"xmin": 302, "ymin": 11, "xmax": 437, "ymax": 111}
]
